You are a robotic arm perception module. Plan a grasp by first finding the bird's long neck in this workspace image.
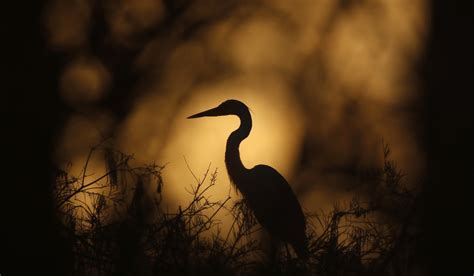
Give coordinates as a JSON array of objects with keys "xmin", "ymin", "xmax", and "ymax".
[{"xmin": 225, "ymin": 110, "xmax": 252, "ymax": 183}]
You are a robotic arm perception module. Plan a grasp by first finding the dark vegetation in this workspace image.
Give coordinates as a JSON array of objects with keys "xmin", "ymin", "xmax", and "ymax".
[{"xmin": 53, "ymin": 142, "xmax": 420, "ymax": 275}]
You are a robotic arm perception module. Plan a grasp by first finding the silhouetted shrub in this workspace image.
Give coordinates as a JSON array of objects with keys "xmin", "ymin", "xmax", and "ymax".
[{"xmin": 53, "ymin": 142, "xmax": 419, "ymax": 275}]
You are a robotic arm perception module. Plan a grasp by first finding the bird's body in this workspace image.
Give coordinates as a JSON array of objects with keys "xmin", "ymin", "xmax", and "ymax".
[{"xmin": 188, "ymin": 99, "xmax": 308, "ymax": 259}]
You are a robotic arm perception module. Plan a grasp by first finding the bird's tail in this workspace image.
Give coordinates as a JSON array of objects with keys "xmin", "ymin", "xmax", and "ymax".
[{"xmin": 292, "ymin": 236, "xmax": 309, "ymax": 260}]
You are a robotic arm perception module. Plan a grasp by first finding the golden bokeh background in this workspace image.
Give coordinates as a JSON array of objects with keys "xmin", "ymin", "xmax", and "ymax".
[{"xmin": 48, "ymin": 0, "xmax": 429, "ymax": 234}]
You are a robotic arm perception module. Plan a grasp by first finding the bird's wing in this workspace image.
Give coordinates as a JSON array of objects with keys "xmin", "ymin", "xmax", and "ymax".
[{"xmin": 246, "ymin": 165, "xmax": 306, "ymax": 241}]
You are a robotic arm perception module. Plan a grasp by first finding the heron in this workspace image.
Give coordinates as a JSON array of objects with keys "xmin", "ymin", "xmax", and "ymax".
[{"xmin": 187, "ymin": 99, "xmax": 308, "ymax": 260}]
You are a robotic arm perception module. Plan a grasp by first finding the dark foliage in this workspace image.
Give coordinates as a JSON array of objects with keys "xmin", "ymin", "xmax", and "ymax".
[{"xmin": 53, "ymin": 143, "xmax": 419, "ymax": 275}]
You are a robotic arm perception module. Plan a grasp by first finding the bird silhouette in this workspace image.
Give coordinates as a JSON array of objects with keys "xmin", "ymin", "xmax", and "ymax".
[{"xmin": 187, "ymin": 99, "xmax": 308, "ymax": 259}]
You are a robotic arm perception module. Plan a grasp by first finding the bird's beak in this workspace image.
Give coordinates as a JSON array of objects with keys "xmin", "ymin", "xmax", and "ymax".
[{"xmin": 187, "ymin": 106, "xmax": 221, "ymax": 119}]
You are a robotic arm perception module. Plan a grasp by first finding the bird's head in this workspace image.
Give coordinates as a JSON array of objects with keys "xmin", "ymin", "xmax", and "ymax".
[{"xmin": 187, "ymin": 99, "xmax": 249, "ymax": 119}]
